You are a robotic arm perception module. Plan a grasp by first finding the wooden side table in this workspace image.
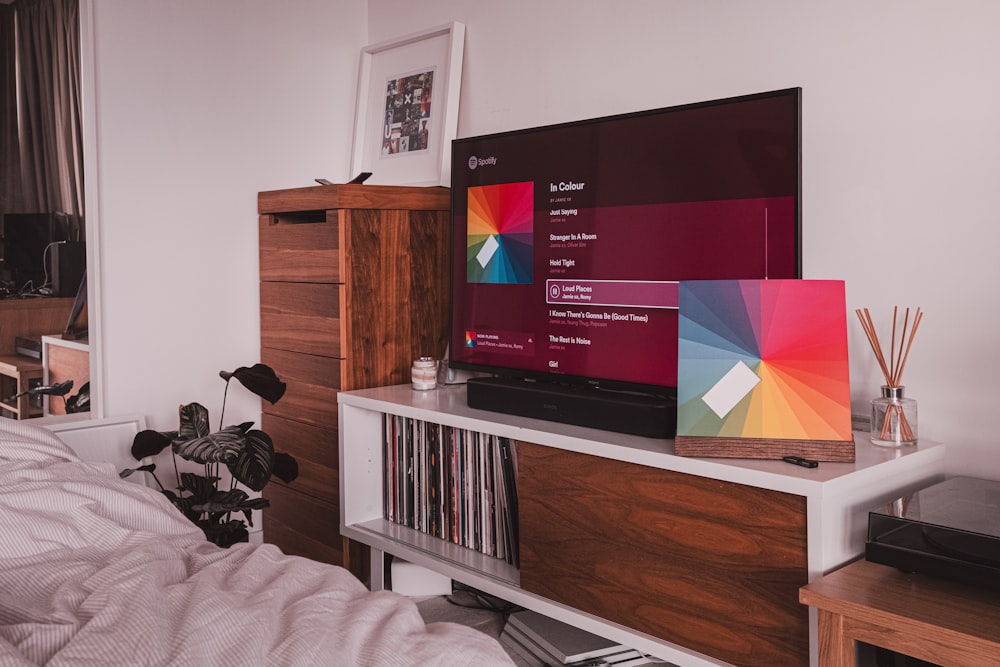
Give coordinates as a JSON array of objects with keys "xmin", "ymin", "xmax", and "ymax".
[
  {"xmin": 800, "ymin": 558, "xmax": 1000, "ymax": 666},
  {"xmin": 0, "ymin": 355, "xmax": 44, "ymax": 419}
]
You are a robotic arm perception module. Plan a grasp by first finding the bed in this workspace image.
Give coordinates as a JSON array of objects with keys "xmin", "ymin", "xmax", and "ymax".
[{"xmin": 0, "ymin": 418, "xmax": 515, "ymax": 666}]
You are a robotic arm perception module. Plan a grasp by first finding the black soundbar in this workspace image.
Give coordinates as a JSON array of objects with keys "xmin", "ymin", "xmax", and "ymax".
[{"xmin": 466, "ymin": 376, "xmax": 676, "ymax": 439}]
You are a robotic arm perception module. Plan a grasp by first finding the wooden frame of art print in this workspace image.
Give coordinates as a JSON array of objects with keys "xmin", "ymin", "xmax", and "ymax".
[{"xmin": 350, "ymin": 22, "xmax": 465, "ymax": 187}]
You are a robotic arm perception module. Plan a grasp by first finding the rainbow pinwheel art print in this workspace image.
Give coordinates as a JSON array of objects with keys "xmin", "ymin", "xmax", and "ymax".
[
  {"xmin": 676, "ymin": 279, "xmax": 853, "ymax": 444},
  {"xmin": 466, "ymin": 181, "xmax": 534, "ymax": 284}
]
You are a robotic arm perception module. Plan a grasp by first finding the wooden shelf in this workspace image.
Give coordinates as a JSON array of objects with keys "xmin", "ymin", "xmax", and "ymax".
[
  {"xmin": 340, "ymin": 383, "xmax": 948, "ymax": 667},
  {"xmin": 348, "ymin": 518, "xmax": 520, "ymax": 586},
  {"xmin": 0, "ymin": 354, "xmax": 44, "ymax": 419},
  {"xmin": 801, "ymin": 558, "xmax": 1000, "ymax": 666}
]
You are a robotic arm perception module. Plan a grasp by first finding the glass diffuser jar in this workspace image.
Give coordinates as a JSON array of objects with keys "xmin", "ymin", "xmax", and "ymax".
[{"xmin": 871, "ymin": 385, "xmax": 917, "ymax": 447}]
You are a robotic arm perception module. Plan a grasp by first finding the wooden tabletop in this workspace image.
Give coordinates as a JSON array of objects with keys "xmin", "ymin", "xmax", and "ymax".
[
  {"xmin": 0, "ymin": 354, "xmax": 43, "ymax": 373},
  {"xmin": 800, "ymin": 558, "xmax": 1000, "ymax": 666}
]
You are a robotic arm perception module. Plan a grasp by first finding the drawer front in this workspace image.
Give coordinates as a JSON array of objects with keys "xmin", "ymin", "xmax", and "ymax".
[
  {"xmin": 264, "ymin": 481, "xmax": 343, "ymax": 566},
  {"xmin": 259, "ymin": 212, "xmax": 340, "ymax": 283},
  {"xmin": 262, "ymin": 413, "xmax": 337, "ymax": 504},
  {"xmin": 261, "ymin": 348, "xmax": 340, "ymax": 431},
  {"xmin": 260, "ymin": 282, "xmax": 342, "ymax": 358},
  {"xmin": 517, "ymin": 442, "xmax": 809, "ymax": 667}
]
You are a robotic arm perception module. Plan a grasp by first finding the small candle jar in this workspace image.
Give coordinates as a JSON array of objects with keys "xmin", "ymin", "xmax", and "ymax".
[
  {"xmin": 871, "ymin": 385, "xmax": 917, "ymax": 447},
  {"xmin": 411, "ymin": 357, "xmax": 438, "ymax": 391}
]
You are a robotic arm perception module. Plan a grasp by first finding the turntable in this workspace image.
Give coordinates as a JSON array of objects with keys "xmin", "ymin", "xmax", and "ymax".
[{"xmin": 866, "ymin": 476, "xmax": 1000, "ymax": 591}]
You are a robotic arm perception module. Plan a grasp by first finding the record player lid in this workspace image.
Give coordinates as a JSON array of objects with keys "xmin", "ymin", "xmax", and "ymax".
[{"xmin": 873, "ymin": 476, "xmax": 1000, "ymax": 540}]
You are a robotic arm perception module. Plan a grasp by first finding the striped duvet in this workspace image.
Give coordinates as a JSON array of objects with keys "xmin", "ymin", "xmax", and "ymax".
[{"xmin": 0, "ymin": 420, "xmax": 513, "ymax": 666}]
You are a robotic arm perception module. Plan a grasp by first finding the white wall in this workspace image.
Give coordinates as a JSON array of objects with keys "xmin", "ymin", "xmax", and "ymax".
[
  {"xmin": 88, "ymin": 0, "xmax": 366, "ymax": 429},
  {"xmin": 366, "ymin": 1, "xmax": 1000, "ymax": 477},
  {"xmin": 87, "ymin": 1, "xmax": 1000, "ymax": 479}
]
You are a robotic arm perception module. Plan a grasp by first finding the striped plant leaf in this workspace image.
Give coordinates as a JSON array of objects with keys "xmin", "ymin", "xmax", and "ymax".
[
  {"xmin": 190, "ymin": 488, "xmax": 269, "ymax": 515},
  {"xmin": 173, "ymin": 425, "xmax": 247, "ymax": 463},
  {"xmin": 122, "ymin": 363, "xmax": 295, "ymax": 548},
  {"xmin": 228, "ymin": 429, "xmax": 275, "ymax": 492},
  {"xmin": 177, "ymin": 402, "xmax": 211, "ymax": 440}
]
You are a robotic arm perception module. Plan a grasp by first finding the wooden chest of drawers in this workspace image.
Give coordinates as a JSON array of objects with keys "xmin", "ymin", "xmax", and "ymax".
[{"xmin": 258, "ymin": 184, "xmax": 450, "ymax": 577}]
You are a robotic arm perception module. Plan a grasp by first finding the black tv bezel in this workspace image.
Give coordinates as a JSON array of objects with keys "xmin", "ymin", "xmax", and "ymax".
[{"xmin": 447, "ymin": 87, "xmax": 802, "ymax": 398}]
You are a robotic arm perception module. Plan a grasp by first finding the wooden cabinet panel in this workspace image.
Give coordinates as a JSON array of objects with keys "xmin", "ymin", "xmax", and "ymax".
[
  {"xmin": 517, "ymin": 441, "xmax": 810, "ymax": 667},
  {"xmin": 44, "ymin": 340, "xmax": 90, "ymax": 416},
  {"xmin": 258, "ymin": 184, "xmax": 450, "ymax": 215},
  {"xmin": 258, "ymin": 212, "xmax": 340, "ymax": 283},
  {"xmin": 340, "ymin": 208, "xmax": 449, "ymax": 390},
  {"xmin": 265, "ymin": 481, "xmax": 343, "ymax": 564},
  {"xmin": 0, "ymin": 298, "xmax": 75, "ymax": 355},
  {"xmin": 261, "ymin": 348, "xmax": 340, "ymax": 431},
  {"xmin": 262, "ymin": 413, "xmax": 337, "ymax": 503},
  {"xmin": 260, "ymin": 282, "xmax": 341, "ymax": 357}
]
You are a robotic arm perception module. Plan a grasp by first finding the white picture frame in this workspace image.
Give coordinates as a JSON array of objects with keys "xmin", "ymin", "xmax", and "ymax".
[{"xmin": 350, "ymin": 22, "xmax": 465, "ymax": 187}]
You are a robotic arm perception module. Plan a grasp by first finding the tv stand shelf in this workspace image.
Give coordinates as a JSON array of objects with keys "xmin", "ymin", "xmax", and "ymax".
[
  {"xmin": 339, "ymin": 383, "xmax": 946, "ymax": 667},
  {"xmin": 346, "ymin": 516, "xmax": 519, "ymax": 586}
]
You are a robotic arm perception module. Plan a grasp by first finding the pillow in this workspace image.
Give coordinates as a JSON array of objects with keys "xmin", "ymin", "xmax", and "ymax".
[{"xmin": 0, "ymin": 419, "xmax": 79, "ymax": 464}]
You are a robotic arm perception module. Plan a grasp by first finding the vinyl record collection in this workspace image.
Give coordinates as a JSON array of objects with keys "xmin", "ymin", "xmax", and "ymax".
[{"xmin": 383, "ymin": 415, "xmax": 519, "ymax": 567}]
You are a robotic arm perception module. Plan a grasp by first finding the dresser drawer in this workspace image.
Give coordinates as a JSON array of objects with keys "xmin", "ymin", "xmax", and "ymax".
[
  {"xmin": 264, "ymin": 482, "xmax": 343, "ymax": 565},
  {"xmin": 261, "ymin": 348, "xmax": 340, "ymax": 431},
  {"xmin": 262, "ymin": 412, "xmax": 337, "ymax": 504},
  {"xmin": 260, "ymin": 282, "xmax": 341, "ymax": 357},
  {"xmin": 259, "ymin": 211, "xmax": 340, "ymax": 283}
]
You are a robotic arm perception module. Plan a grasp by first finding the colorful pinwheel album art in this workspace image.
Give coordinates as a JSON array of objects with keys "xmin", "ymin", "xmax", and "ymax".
[
  {"xmin": 676, "ymin": 279, "xmax": 853, "ymax": 445},
  {"xmin": 466, "ymin": 181, "xmax": 534, "ymax": 284}
]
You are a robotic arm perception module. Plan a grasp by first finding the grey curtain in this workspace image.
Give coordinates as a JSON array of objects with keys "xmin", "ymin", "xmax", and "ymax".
[
  {"xmin": 5, "ymin": 0, "xmax": 82, "ymax": 221},
  {"xmin": 1, "ymin": 3, "xmax": 22, "ymax": 223}
]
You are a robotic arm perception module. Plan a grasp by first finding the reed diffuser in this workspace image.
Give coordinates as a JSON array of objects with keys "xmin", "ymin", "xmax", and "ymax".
[{"xmin": 856, "ymin": 306, "xmax": 923, "ymax": 446}]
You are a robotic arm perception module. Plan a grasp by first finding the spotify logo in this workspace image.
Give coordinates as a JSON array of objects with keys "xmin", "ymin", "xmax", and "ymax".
[{"xmin": 468, "ymin": 155, "xmax": 498, "ymax": 170}]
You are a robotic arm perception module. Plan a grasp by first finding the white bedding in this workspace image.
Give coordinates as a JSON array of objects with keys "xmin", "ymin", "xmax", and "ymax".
[{"xmin": 0, "ymin": 420, "xmax": 514, "ymax": 666}]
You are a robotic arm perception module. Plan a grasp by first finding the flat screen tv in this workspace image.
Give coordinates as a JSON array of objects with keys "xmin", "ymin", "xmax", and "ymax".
[{"xmin": 448, "ymin": 88, "xmax": 801, "ymax": 436}]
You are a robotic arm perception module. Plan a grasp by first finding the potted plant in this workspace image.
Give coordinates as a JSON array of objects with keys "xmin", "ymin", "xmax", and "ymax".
[{"xmin": 122, "ymin": 363, "xmax": 298, "ymax": 548}]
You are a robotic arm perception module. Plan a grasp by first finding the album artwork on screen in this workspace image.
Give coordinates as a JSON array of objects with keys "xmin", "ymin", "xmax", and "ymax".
[{"xmin": 449, "ymin": 88, "xmax": 802, "ymax": 400}]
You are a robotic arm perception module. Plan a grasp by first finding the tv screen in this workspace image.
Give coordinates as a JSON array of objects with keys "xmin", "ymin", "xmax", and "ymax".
[{"xmin": 449, "ymin": 88, "xmax": 801, "ymax": 399}]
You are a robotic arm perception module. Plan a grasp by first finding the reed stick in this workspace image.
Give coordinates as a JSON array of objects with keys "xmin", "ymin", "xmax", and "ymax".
[{"xmin": 855, "ymin": 306, "xmax": 922, "ymax": 443}]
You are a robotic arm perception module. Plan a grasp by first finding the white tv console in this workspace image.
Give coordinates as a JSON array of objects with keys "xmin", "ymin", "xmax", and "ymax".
[{"xmin": 339, "ymin": 383, "xmax": 945, "ymax": 667}]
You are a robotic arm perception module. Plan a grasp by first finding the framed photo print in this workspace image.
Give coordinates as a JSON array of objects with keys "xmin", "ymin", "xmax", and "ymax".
[{"xmin": 351, "ymin": 22, "xmax": 465, "ymax": 187}]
